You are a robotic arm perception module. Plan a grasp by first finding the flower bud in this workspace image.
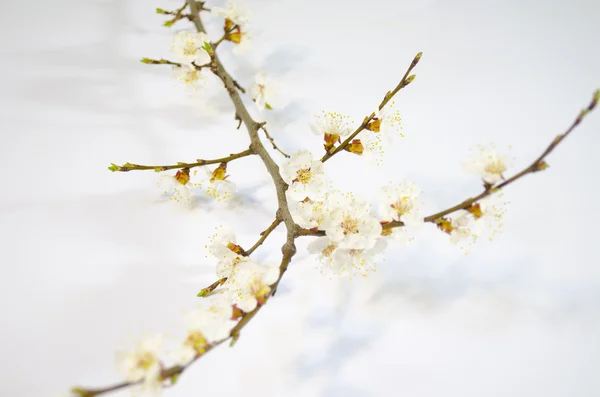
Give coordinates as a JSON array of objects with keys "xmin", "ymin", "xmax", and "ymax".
[{"xmin": 346, "ymin": 139, "xmax": 364, "ymax": 155}]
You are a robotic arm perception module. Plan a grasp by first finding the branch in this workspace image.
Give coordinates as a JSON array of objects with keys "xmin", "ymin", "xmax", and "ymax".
[
  {"xmin": 186, "ymin": 1, "xmax": 298, "ymax": 236},
  {"xmin": 414, "ymin": 89, "xmax": 599, "ymax": 224},
  {"xmin": 245, "ymin": 216, "xmax": 283, "ymax": 256},
  {"xmin": 320, "ymin": 52, "xmax": 421, "ymax": 163},
  {"xmin": 108, "ymin": 148, "xmax": 254, "ymax": 172},
  {"xmin": 72, "ymin": 303, "xmax": 262, "ymax": 397},
  {"xmin": 140, "ymin": 57, "xmax": 182, "ymax": 67},
  {"xmin": 197, "ymin": 216, "xmax": 283, "ymax": 297},
  {"xmin": 297, "ymin": 90, "xmax": 600, "ymax": 237},
  {"xmin": 257, "ymin": 122, "xmax": 290, "ymax": 158},
  {"xmin": 157, "ymin": 2, "xmax": 189, "ymax": 27}
]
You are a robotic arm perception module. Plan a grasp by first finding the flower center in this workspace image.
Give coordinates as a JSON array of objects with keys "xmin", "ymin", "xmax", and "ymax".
[
  {"xmin": 390, "ymin": 196, "xmax": 412, "ymax": 218},
  {"xmin": 250, "ymin": 281, "xmax": 271, "ymax": 305},
  {"xmin": 185, "ymin": 331, "xmax": 208, "ymax": 353},
  {"xmin": 183, "ymin": 42, "xmax": 197, "ymax": 56},
  {"xmin": 322, "ymin": 243, "xmax": 337, "ymax": 257},
  {"xmin": 341, "ymin": 217, "xmax": 359, "ymax": 235},
  {"xmin": 484, "ymin": 159, "xmax": 507, "ymax": 175},
  {"xmin": 296, "ymin": 168, "xmax": 313, "ymax": 184},
  {"xmin": 136, "ymin": 352, "xmax": 157, "ymax": 370}
]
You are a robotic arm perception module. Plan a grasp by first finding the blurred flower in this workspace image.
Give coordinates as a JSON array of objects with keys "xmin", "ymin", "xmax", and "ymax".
[
  {"xmin": 308, "ymin": 236, "xmax": 386, "ymax": 277},
  {"xmin": 172, "ymin": 64, "xmax": 209, "ymax": 90},
  {"xmin": 171, "ymin": 31, "xmax": 211, "ymax": 65},
  {"xmin": 248, "ymin": 72, "xmax": 278, "ymax": 109},
  {"xmin": 117, "ymin": 335, "xmax": 163, "ymax": 391},
  {"xmin": 463, "ymin": 144, "xmax": 510, "ymax": 185},
  {"xmin": 212, "ymin": 1, "xmax": 250, "ymax": 26},
  {"xmin": 207, "ymin": 225, "xmax": 248, "ymax": 278},
  {"xmin": 225, "ymin": 261, "xmax": 279, "ymax": 312},
  {"xmin": 174, "ymin": 292, "xmax": 236, "ymax": 365}
]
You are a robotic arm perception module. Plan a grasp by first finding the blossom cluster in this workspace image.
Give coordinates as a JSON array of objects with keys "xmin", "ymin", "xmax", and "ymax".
[
  {"xmin": 157, "ymin": 162, "xmax": 236, "ymax": 203},
  {"xmin": 113, "ymin": 1, "xmax": 517, "ymax": 395},
  {"xmin": 116, "ymin": 224, "xmax": 282, "ymax": 395}
]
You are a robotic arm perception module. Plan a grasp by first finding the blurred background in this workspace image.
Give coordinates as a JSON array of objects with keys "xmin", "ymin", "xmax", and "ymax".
[{"xmin": 1, "ymin": 0, "xmax": 599, "ymax": 396}]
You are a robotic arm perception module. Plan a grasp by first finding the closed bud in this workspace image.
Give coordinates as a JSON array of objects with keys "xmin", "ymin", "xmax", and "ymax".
[{"xmin": 346, "ymin": 139, "xmax": 364, "ymax": 155}]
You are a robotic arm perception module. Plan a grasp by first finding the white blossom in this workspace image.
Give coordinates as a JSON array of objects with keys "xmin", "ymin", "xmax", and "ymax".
[
  {"xmin": 248, "ymin": 72, "xmax": 278, "ymax": 109},
  {"xmin": 201, "ymin": 164, "xmax": 236, "ymax": 202},
  {"xmin": 378, "ymin": 182, "xmax": 423, "ymax": 224},
  {"xmin": 323, "ymin": 193, "xmax": 382, "ymax": 250},
  {"xmin": 290, "ymin": 198, "xmax": 329, "ymax": 230},
  {"xmin": 157, "ymin": 173, "xmax": 193, "ymax": 202},
  {"xmin": 378, "ymin": 181, "xmax": 424, "ymax": 243},
  {"xmin": 448, "ymin": 210, "xmax": 476, "ymax": 246},
  {"xmin": 281, "ymin": 150, "xmax": 327, "ymax": 201},
  {"xmin": 359, "ymin": 131, "xmax": 384, "ymax": 167},
  {"xmin": 117, "ymin": 335, "xmax": 163, "ymax": 392},
  {"xmin": 371, "ymin": 102, "xmax": 403, "ymax": 142},
  {"xmin": 463, "ymin": 144, "xmax": 510, "ymax": 185},
  {"xmin": 231, "ymin": 30, "xmax": 253, "ymax": 55},
  {"xmin": 186, "ymin": 292, "xmax": 236, "ymax": 343},
  {"xmin": 211, "ymin": 0, "xmax": 250, "ymax": 26},
  {"xmin": 207, "ymin": 225, "xmax": 248, "ymax": 278},
  {"xmin": 172, "ymin": 64, "xmax": 209, "ymax": 90},
  {"xmin": 308, "ymin": 236, "xmax": 386, "ymax": 277},
  {"xmin": 468, "ymin": 195, "xmax": 507, "ymax": 240},
  {"xmin": 444, "ymin": 195, "xmax": 507, "ymax": 247},
  {"xmin": 170, "ymin": 31, "xmax": 211, "ymax": 65},
  {"xmin": 174, "ymin": 292, "xmax": 236, "ymax": 365},
  {"xmin": 311, "ymin": 111, "xmax": 352, "ymax": 151},
  {"xmin": 225, "ymin": 261, "xmax": 279, "ymax": 312}
]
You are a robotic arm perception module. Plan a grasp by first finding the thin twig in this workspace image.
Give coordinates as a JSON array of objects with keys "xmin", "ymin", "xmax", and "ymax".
[
  {"xmin": 245, "ymin": 217, "xmax": 283, "ymax": 256},
  {"xmin": 78, "ymin": 0, "xmax": 329, "ymax": 393},
  {"xmin": 298, "ymin": 90, "xmax": 600, "ymax": 237},
  {"xmin": 232, "ymin": 79, "xmax": 246, "ymax": 94},
  {"xmin": 258, "ymin": 122, "xmax": 290, "ymax": 158},
  {"xmin": 108, "ymin": 148, "xmax": 254, "ymax": 172},
  {"xmin": 140, "ymin": 58, "xmax": 182, "ymax": 67},
  {"xmin": 196, "ymin": 277, "xmax": 228, "ymax": 297},
  {"xmin": 413, "ymin": 89, "xmax": 599, "ymax": 224},
  {"xmin": 320, "ymin": 52, "xmax": 421, "ymax": 163}
]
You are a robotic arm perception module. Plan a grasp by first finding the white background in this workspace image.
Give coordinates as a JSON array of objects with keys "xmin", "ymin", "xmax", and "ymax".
[{"xmin": 1, "ymin": 0, "xmax": 599, "ymax": 396}]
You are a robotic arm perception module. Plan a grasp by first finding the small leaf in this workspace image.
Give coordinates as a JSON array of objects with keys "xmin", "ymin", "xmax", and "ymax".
[
  {"xmin": 108, "ymin": 163, "xmax": 119, "ymax": 172},
  {"xmin": 163, "ymin": 20, "xmax": 175, "ymax": 27},
  {"xmin": 197, "ymin": 288, "xmax": 210, "ymax": 297},
  {"xmin": 592, "ymin": 89, "xmax": 600, "ymax": 109},
  {"xmin": 264, "ymin": 103, "xmax": 273, "ymax": 110},
  {"xmin": 71, "ymin": 388, "xmax": 91, "ymax": 397},
  {"xmin": 140, "ymin": 57, "xmax": 152, "ymax": 64},
  {"xmin": 156, "ymin": 7, "xmax": 166, "ymax": 14},
  {"xmin": 202, "ymin": 42, "xmax": 213, "ymax": 54},
  {"xmin": 169, "ymin": 373, "xmax": 180, "ymax": 385}
]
